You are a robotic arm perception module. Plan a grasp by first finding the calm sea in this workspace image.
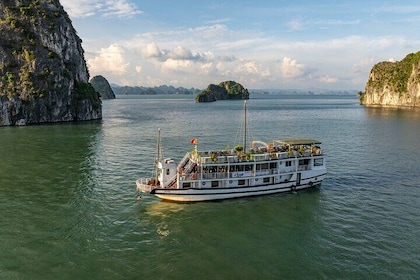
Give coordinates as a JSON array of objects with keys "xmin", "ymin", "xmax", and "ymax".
[{"xmin": 0, "ymin": 94, "xmax": 419, "ymax": 279}]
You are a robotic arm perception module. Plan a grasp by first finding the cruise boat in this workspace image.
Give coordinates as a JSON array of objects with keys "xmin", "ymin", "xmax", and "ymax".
[{"xmin": 136, "ymin": 102, "xmax": 326, "ymax": 202}]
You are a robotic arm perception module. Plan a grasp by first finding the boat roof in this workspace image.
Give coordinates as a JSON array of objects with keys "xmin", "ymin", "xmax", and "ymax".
[{"xmin": 276, "ymin": 138, "xmax": 322, "ymax": 145}]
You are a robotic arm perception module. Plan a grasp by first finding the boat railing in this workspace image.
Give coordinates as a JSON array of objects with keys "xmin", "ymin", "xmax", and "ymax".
[
  {"xmin": 297, "ymin": 165, "xmax": 310, "ymax": 171},
  {"xmin": 279, "ymin": 167, "xmax": 296, "ymax": 173},
  {"xmin": 184, "ymin": 169, "xmax": 287, "ymax": 181},
  {"xmin": 136, "ymin": 178, "xmax": 157, "ymax": 193},
  {"xmin": 197, "ymin": 149, "xmax": 322, "ymax": 165},
  {"xmin": 178, "ymin": 152, "xmax": 191, "ymax": 168}
]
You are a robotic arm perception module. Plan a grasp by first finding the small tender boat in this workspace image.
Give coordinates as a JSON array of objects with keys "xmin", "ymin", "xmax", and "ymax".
[{"xmin": 136, "ymin": 102, "xmax": 326, "ymax": 202}]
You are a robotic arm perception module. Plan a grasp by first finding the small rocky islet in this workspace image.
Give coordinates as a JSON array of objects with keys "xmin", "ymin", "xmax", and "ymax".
[{"xmin": 195, "ymin": 81, "xmax": 249, "ymax": 102}]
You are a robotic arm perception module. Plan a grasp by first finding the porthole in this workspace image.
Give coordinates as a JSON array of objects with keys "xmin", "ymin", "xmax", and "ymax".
[{"xmin": 202, "ymin": 182, "xmax": 206, "ymax": 185}]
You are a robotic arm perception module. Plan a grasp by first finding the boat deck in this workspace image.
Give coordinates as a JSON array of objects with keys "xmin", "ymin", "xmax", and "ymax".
[{"xmin": 191, "ymin": 138, "xmax": 323, "ymax": 165}]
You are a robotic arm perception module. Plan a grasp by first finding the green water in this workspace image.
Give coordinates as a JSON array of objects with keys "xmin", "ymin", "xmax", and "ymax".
[{"xmin": 0, "ymin": 95, "xmax": 419, "ymax": 279}]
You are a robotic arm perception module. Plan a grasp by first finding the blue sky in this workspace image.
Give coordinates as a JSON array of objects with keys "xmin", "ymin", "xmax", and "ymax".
[{"xmin": 60, "ymin": 0, "xmax": 420, "ymax": 90}]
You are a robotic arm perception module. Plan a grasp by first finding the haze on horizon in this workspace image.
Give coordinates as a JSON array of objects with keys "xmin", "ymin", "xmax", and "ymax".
[{"xmin": 61, "ymin": 0, "xmax": 420, "ymax": 91}]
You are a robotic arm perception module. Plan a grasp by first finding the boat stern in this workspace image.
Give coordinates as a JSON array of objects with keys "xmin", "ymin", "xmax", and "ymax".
[{"xmin": 136, "ymin": 178, "xmax": 156, "ymax": 194}]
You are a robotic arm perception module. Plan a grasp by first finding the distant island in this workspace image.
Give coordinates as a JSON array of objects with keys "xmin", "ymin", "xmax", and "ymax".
[
  {"xmin": 112, "ymin": 85, "xmax": 201, "ymax": 95},
  {"xmin": 0, "ymin": 0, "xmax": 101, "ymax": 126},
  {"xmin": 111, "ymin": 85, "xmax": 357, "ymax": 97},
  {"xmin": 359, "ymin": 51, "xmax": 420, "ymax": 107},
  {"xmin": 195, "ymin": 81, "xmax": 249, "ymax": 102}
]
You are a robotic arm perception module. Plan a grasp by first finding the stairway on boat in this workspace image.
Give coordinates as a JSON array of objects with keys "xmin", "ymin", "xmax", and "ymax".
[{"xmin": 164, "ymin": 153, "xmax": 197, "ymax": 189}]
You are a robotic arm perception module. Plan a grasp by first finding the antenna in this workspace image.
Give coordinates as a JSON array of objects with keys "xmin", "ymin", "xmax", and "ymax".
[{"xmin": 243, "ymin": 101, "xmax": 247, "ymax": 152}]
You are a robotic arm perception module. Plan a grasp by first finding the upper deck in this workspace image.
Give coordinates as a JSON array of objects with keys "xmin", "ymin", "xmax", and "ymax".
[{"xmin": 190, "ymin": 138, "xmax": 323, "ymax": 165}]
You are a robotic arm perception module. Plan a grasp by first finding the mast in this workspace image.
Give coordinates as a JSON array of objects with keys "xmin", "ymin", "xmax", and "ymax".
[
  {"xmin": 155, "ymin": 128, "xmax": 161, "ymax": 185},
  {"xmin": 243, "ymin": 100, "xmax": 247, "ymax": 152}
]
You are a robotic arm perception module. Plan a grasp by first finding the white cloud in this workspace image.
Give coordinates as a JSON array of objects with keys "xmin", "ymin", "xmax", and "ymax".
[
  {"xmin": 351, "ymin": 58, "xmax": 375, "ymax": 74},
  {"xmin": 161, "ymin": 59, "xmax": 192, "ymax": 73},
  {"xmin": 141, "ymin": 43, "xmax": 162, "ymax": 58},
  {"xmin": 102, "ymin": 0, "xmax": 143, "ymax": 17},
  {"xmin": 320, "ymin": 75, "xmax": 338, "ymax": 84},
  {"xmin": 87, "ymin": 44, "xmax": 129, "ymax": 75},
  {"xmin": 61, "ymin": 0, "xmax": 142, "ymax": 18},
  {"xmin": 279, "ymin": 57, "xmax": 306, "ymax": 79},
  {"xmin": 80, "ymin": 19, "xmax": 420, "ymax": 89},
  {"xmin": 167, "ymin": 46, "xmax": 194, "ymax": 60}
]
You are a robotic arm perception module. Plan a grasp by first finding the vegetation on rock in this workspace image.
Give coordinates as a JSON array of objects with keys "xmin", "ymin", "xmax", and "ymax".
[
  {"xmin": 360, "ymin": 52, "xmax": 420, "ymax": 107},
  {"xmin": 195, "ymin": 81, "xmax": 249, "ymax": 102}
]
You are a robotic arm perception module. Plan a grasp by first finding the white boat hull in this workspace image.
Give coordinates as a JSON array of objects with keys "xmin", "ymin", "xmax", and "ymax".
[{"xmin": 148, "ymin": 174, "xmax": 325, "ymax": 202}]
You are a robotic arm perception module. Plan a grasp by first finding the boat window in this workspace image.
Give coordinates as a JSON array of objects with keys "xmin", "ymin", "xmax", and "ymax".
[
  {"xmin": 183, "ymin": 182, "xmax": 191, "ymax": 189},
  {"xmin": 238, "ymin": 179, "xmax": 245, "ymax": 185},
  {"xmin": 263, "ymin": 177, "xmax": 270, "ymax": 183},
  {"xmin": 211, "ymin": 181, "xmax": 219, "ymax": 188},
  {"xmin": 270, "ymin": 162, "xmax": 277, "ymax": 169},
  {"xmin": 314, "ymin": 158, "xmax": 323, "ymax": 166},
  {"xmin": 286, "ymin": 161, "xmax": 292, "ymax": 167},
  {"xmin": 299, "ymin": 159, "xmax": 310, "ymax": 165},
  {"xmin": 261, "ymin": 163, "xmax": 269, "ymax": 170},
  {"xmin": 166, "ymin": 169, "xmax": 170, "ymax": 175},
  {"xmin": 245, "ymin": 164, "xmax": 253, "ymax": 171}
]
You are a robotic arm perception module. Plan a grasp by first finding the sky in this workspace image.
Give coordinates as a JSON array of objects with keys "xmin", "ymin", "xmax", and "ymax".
[{"xmin": 60, "ymin": 0, "xmax": 420, "ymax": 90}]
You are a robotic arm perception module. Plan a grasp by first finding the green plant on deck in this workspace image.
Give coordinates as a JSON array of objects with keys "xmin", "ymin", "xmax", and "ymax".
[{"xmin": 234, "ymin": 145, "xmax": 244, "ymax": 152}]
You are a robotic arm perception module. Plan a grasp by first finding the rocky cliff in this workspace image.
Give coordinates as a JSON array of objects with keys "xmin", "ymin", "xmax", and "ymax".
[
  {"xmin": 0, "ymin": 0, "xmax": 101, "ymax": 126},
  {"xmin": 195, "ymin": 81, "xmax": 249, "ymax": 102},
  {"xmin": 360, "ymin": 52, "xmax": 420, "ymax": 107},
  {"xmin": 90, "ymin": 75, "xmax": 115, "ymax": 99}
]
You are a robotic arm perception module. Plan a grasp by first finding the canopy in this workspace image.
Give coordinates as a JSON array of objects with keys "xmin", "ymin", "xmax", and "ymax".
[{"xmin": 276, "ymin": 138, "xmax": 322, "ymax": 146}]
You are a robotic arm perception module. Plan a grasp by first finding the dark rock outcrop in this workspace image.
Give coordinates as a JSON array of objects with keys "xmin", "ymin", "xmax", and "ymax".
[
  {"xmin": 0, "ymin": 0, "xmax": 101, "ymax": 126},
  {"xmin": 195, "ymin": 81, "xmax": 249, "ymax": 102},
  {"xmin": 90, "ymin": 75, "xmax": 115, "ymax": 99},
  {"xmin": 360, "ymin": 52, "xmax": 420, "ymax": 107}
]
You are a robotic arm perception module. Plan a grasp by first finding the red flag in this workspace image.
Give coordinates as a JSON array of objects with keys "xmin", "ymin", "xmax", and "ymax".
[{"xmin": 190, "ymin": 138, "xmax": 198, "ymax": 144}]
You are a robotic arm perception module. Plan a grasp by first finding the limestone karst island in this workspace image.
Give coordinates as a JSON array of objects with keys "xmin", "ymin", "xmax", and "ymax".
[
  {"xmin": 0, "ymin": 0, "xmax": 101, "ymax": 126},
  {"xmin": 195, "ymin": 81, "xmax": 249, "ymax": 102},
  {"xmin": 90, "ymin": 75, "xmax": 115, "ymax": 100},
  {"xmin": 360, "ymin": 52, "xmax": 420, "ymax": 107}
]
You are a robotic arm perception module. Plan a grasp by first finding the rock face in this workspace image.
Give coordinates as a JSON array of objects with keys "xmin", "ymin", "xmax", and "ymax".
[
  {"xmin": 0, "ymin": 0, "xmax": 101, "ymax": 126},
  {"xmin": 90, "ymin": 75, "xmax": 115, "ymax": 99},
  {"xmin": 195, "ymin": 81, "xmax": 249, "ymax": 102},
  {"xmin": 360, "ymin": 52, "xmax": 420, "ymax": 107}
]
